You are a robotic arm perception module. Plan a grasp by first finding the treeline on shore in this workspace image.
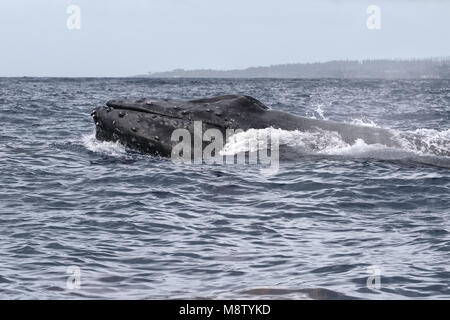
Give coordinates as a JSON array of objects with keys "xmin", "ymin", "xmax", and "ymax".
[{"xmin": 138, "ymin": 58, "xmax": 450, "ymax": 79}]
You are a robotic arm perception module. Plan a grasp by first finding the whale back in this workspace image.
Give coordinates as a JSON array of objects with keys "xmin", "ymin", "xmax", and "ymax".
[{"xmin": 94, "ymin": 94, "xmax": 401, "ymax": 156}]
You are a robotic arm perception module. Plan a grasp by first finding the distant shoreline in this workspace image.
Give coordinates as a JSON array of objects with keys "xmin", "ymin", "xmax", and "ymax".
[
  {"xmin": 2, "ymin": 57, "xmax": 449, "ymax": 78},
  {"xmin": 1, "ymin": 76, "xmax": 449, "ymax": 80},
  {"xmin": 136, "ymin": 58, "xmax": 450, "ymax": 79}
]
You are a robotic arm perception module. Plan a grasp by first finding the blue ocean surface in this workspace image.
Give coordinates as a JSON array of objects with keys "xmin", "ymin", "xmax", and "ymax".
[{"xmin": 0, "ymin": 78, "xmax": 449, "ymax": 299}]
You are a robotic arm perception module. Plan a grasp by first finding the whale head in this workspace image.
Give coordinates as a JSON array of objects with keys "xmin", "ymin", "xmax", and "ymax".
[{"xmin": 91, "ymin": 95, "xmax": 271, "ymax": 156}]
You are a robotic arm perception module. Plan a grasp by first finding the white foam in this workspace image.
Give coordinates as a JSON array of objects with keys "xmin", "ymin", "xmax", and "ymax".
[
  {"xmin": 221, "ymin": 126, "xmax": 450, "ymax": 160},
  {"xmin": 82, "ymin": 132, "xmax": 127, "ymax": 157},
  {"xmin": 395, "ymin": 128, "xmax": 450, "ymax": 157},
  {"xmin": 314, "ymin": 104, "xmax": 327, "ymax": 120},
  {"xmin": 309, "ymin": 104, "xmax": 379, "ymax": 128},
  {"xmin": 308, "ymin": 104, "xmax": 328, "ymax": 120},
  {"xmin": 319, "ymin": 138, "xmax": 386, "ymax": 156},
  {"xmin": 350, "ymin": 118, "xmax": 379, "ymax": 127},
  {"xmin": 81, "ymin": 123, "xmax": 450, "ymax": 162},
  {"xmin": 220, "ymin": 128, "xmax": 271, "ymax": 155},
  {"xmin": 221, "ymin": 128, "xmax": 348, "ymax": 155}
]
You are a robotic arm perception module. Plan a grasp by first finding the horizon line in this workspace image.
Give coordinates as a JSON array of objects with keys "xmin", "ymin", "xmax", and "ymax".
[{"xmin": 1, "ymin": 56, "xmax": 449, "ymax": 78}]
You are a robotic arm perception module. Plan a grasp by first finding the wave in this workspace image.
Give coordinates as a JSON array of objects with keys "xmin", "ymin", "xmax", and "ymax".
[
  {"xmin": 308, "ymin": 103, "xmax": 328, "ymax": 121},
  {"xmin": 349, "ymin": 118, "xmax": 378, "ymax": 127},
  {"xmin": 396, "ymin": 128, "xmax": 450, "ymax": 157},
  {"xmin": 221, "ymin": 126, "xmax": 450, "ymax": 168},
  {"xmin": 82, "ymin": 132, "xmax": 127, "ymax": 157},
  {"xmin": 82, "ymin": 113, "xmax": 450, "ymax": 168}
]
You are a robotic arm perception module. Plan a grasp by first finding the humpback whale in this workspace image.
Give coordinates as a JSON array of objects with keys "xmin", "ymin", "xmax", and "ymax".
[{"xmin": 91, "ymin": 94, "xmax": 400, "ymax": 157}]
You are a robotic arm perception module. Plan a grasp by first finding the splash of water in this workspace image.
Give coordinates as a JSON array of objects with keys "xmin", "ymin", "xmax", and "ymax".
[
  {"xmin": 220, "ymin": 128, "xmax": 348, "ymax": 156},
  {"xmin": 396, "ymin": 128, "xmax": 450, "ymax": 157},
  {"xmin": 221, "ymin": 126, "xmax": 450, "ymax": 165},
  {"xmin": 82, "ymin": 132, "xmax": 127, "ymax": 157},
  {"xmin": 350, "ymin": 118, "xmax": 378, "ymax": 127},
  {"xmin": 308, "ymin": 104, "xmax": 328, "ymax": 120},
  {"xmin": 82, "ymin": 121, "xmax": 450, "ymax": 166}
]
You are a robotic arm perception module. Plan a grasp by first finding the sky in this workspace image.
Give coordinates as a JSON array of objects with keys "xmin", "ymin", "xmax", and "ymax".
[{"xmin": 0, "ymin": 0, "xmax": 449, "ymax": 77}]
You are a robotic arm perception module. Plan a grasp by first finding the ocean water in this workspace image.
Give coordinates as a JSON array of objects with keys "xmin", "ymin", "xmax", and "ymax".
[{"xmin": 0, "ymin": 77, "xmax": 449, "ymax": 299}]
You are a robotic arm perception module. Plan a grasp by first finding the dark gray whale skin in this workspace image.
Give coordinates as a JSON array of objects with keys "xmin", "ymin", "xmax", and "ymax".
[{"xmin": 92, "ymin": 94, "xmax": 400, "ymax": 156}]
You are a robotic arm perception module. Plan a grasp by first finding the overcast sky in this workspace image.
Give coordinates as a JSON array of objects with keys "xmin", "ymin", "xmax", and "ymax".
[{"xmin": 0, "ymin": 0, "xmax": 449, "ymax": 76}]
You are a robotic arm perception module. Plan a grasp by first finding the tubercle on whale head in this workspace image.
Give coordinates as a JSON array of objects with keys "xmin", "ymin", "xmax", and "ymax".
[
  {"xmin": 91, "ymin": 104, "xmax": 177, "ymax": 157},
  {"xmin": 91, "ymin": 95, "xmax": 280, "ymax": 156}
]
